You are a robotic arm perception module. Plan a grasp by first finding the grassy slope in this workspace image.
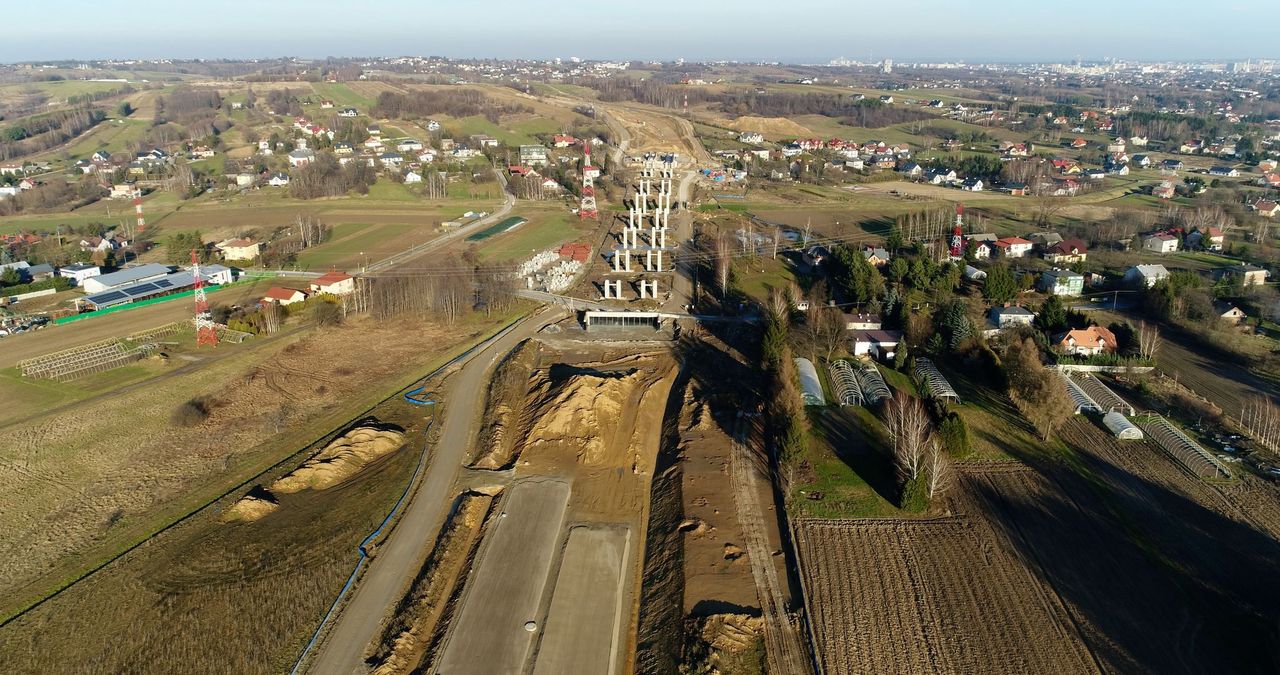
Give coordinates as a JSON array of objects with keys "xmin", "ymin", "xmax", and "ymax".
[{"xmin": 0, "ymin": 306, "xmax": 528, "ymax": 624}]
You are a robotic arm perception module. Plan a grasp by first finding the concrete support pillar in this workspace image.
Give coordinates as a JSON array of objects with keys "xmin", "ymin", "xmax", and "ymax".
[
  {"xmin": 603, "ymin": 279, "xmax": 623, "ymax": 299},
  {"xmin": 638, "ymin": 279, "xmax": 658, "ymax": 299}
]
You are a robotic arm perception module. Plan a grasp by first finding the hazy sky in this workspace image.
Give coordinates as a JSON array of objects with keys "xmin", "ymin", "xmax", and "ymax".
[{"xmin": 3, "ymin": 0, "xmax": 1275, "ymax": 63}]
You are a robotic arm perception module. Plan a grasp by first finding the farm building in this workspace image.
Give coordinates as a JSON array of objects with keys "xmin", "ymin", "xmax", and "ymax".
[
  {"xmin": 59, "ymin": 262, "xmax": 101, "ymax": 285},
  {"xmin": 80, "ymin": 263, "xmax": 173, "ymax": 294},
  {"xmin": 794, "ymin": 357, "xmax": 825, "ymax": 406},
  {"xmin": 1104, "ymin": 412, "xmax": 1144, "ymax": 440},
  {"xmin": 80, "ymin": 265, "xmax": 231, "ymax": 311}
]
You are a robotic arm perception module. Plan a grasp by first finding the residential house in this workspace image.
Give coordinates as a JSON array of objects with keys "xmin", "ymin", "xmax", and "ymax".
[
  {"xmin": 1070, "ymin": 138, "xmax": 1088, "ymax": 149},
  {"xmin": 1260, "ymin": 173, "xmax": 1280, "ymax": 188},
  {"xmin": 1041, "ymin": 269, "xmax": 1085, "ymax": 296},
  {"xmin": 737, "ymin": 132, "xmax": 764, "ymax": 144},
  {"xmin": 1129, "ymin": 136, "xmax": 1149, "ymax": 147},
  {"xmin": 1055, "ymin": 326, "xmax": 1118, "ymax": 356},
  {"xmin": 287, "ymin": 149, "xmax": 316, "ymax": 167},
  {"xmin": 898, "ymin": 161, "xmax": 923, "ymax": 178},
  {"xmin": 263, "ymin": 287, "xmax": 307, "ymax": 305},
  {"xmin": 961, "ymin": 177, "xmax": 984, "ymax": 191},
  {"xmin": 843, "ymin": 313, "xmax": 882, "ymax": 330},
  {"xmin": 1004, "ymin": 181, "xmax": 1029, "ymax": 196},
  {"xmin": 1028, "ymin": 232, "xmax": 1063, "ymax": 249},
  {"xmin": 1186, "ymin": 227, "xmax": 1225, "ymax": 250},
  {"xmin": 1209, "ymin": 166, "xmax": 1240, "ymax": 177},
  {"xmin": 1251, "ymin": 199, "xmax": 1280, "ymax": 217},
  {"xmin": 1141, "ymin": 233, "xmax": 1179, "ymax": 254},
  {"xmin": 850, "ymin": 330, "xmax": 903, "ymax": 360},
  {"xmin": 24, "ymin": 263, "xmax": 54, "ymax": 282},
  {"xmin": 320, "ymin": 100, "xmax": 334, "ymax": 109},
  {"xmin": 1132, "ymin": 154, "xmax": 1152, "ymax": 168},
  {"xmin": 367, "ymin": 124, "xmax": 382, "ymax": 137},
  {"xmin": 1106, "ymin": 138, "xmax": 1127, "ymax": 153},
  {"xmin": 988, "ymin": 305, "xmax": 1036, "ymax": 331},
  {"xmin": 417, "ymin": 149, "xmax": 437, "ymax": 163},
  {"xmin": 235, "ymin": 173, "xmax": 255, "ymax": 188},
  {"xmin": 926, "ymin": 169, "xmax": 958, "ymax": 185},
  {"xmin": 404, "ymin": 170, "xmax": 423, "ymax": 184},
  {"xmin": 862, "ymin": 247, "xmax": 891, "ymax": 267},
  {"xmin": 426, "ymin": 120, "xmax": 441, "ymax": 132},
  {"xmin": 1153, "ymin": 183, "xmax": 1177, "ymax": 199},
  {"xmin": 1259, "ymin": 159, "xmax": 1279, "ymax": 173},
  {"xmin": 310, "ymin": 271, "xmax": 355, "ymax": 296},
  {"xmin": 1084, "ymin": 169, "xmax": 1107, "ymax": 181},
  {"xmin": 91, "ymin": 150, "xmax": 112, "ymax": 163},
  {"xmin": 109, "ymin": 184, "xmax": 136, "ymax": 199},
  {"xmin": 217, "ymin": 238, "xmax": 261, "ymax": 261},
  {"xmin": 396, "ymin": 139, "xmax": 424, "ymax": 152},
  {"xmin": 1214, "ymin": 300, "xmax": 1247, "ymax": 326},
  {"xmin": 1161, "ymin": 159, "xmax": 1184, "ymax": 172},
  {"xmin": 339, "ymin": 108, "xmax": 359, "ymax": 117},
  {"xmin": 1179, "ymin": 140, "xmax": 1203, "ymax": 154},
  {"xmin": 1214, "ymin": 264, "xmax": 1268, "ymax": 287},
  {"xmin": 378, "ymin": 152, "xmax": 404, "ymax": 167},
  {"xmin": 519, "ymin": 145, "xmax": 549, "ymax": 166},
  {"xmin": 994, "ymin": 236, "xmax": 1034, "ymax": 258},
  {"xmin": 1043, "ymin": 239, "xmax": 1088, "ymax": 264},
  {"xmin": 1124, "ymin": 264, "xmax": 1170, "ymax": 288},
  {"xmin": 268, "ymin": 172, "xmax": 290, "ymax": 187},
  {"xmin": 472, "ymin": 135, "xmax": 499, "ymax": 148},
  {"xmin": 553, "ymin": 134, "xmax": 580, "ymax": 147}
]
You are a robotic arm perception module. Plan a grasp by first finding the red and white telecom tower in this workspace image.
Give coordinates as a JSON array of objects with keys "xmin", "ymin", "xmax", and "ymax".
[
  {"xmin": 579, "ymin": 144, "xmax": 599, "ymax": 220},
  {"xmin": 190, "ymin": 249, "xmax": 219, "ymax": 347},
  {"xmin": 949, "ymin": 203, "xmax": 966, "ymax": 259}
]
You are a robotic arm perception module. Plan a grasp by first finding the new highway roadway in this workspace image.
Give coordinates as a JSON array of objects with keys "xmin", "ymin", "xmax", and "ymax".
[{"xmin": 305, "ymin": 306, "xmax": 559, "ymax": 673}]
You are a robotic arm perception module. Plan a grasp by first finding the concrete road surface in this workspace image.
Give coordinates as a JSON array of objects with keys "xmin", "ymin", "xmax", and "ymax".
[
  {"xmin": 305, "ymin": 308, "xmax": 558, "ymax": 674},
  {"xmin": 531, "ymin": 526, "xmax": 631, "ymax": 675},
  {"xmin": 435, "ymin": 478, "xmax": 571, "ymax": 675}
]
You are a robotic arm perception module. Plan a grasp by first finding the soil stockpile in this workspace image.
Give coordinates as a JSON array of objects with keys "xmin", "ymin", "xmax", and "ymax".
[{"xmin": 272, "ymin": 425, "xmax": 405, "ymax": 493}]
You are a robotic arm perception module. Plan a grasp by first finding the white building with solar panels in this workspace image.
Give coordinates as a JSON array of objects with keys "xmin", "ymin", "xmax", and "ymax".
[{"xmin": 81, "ymin": 264, "xmax": 233, "ymax": 310}]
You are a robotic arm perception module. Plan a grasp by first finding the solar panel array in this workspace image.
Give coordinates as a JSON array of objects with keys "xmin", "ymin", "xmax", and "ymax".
[{"xmin": 85, "ymin": 273, "xmax": 194, "ymax": 308}]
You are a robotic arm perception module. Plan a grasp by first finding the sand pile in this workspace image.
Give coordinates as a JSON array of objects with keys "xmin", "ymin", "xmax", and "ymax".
[
  {"xmin": 724, "ymin": 115, "xmax": 813, "ymax": 137},
  {"xmin": 272, "ymin": 426, "xmax": 405, "ymax": 493},
  {"xmin": 222, "ymin": 490, "xmax": 279, "ymax": 523},
  {"xmin": 524, "ymin": 371, "xmax": 640, "ymax": 465},
  {"xmin": 702, "ymin": 614, "xmax": 764, "ymax": 653}
]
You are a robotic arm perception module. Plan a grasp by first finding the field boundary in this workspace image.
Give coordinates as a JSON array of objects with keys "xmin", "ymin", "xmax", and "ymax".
[{"xmin": 0, "ymin": 311, "xmax": 530, "ymax": 627}]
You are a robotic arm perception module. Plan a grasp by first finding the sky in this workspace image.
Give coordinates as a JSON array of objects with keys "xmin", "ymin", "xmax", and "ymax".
[{"xmin": 3, "ymin": 0, "xmax": 1276, "ymax": 64}]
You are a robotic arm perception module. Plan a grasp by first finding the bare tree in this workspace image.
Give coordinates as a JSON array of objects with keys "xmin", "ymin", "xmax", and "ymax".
[
  {"xmin": 884, "ymin": 391, "xmax": 931, "ymax": 482},
  {"xmin": 925, "ymin": 441, "xmax": 953, "ymax": 500},
  {"xmin": 772, "ymin": 226, "xmax": 781, "ymax": 259},
  {"xmin": 810, "ymin": 305, "xmax": 847, "ymax": 363},
  {"xmin": 1137, "ymin": 321, "xmax": 1161, "ymax": 361},
  {"xmin": 260, "ymin": 302, "xmax": 283, "ymax": 335},
  {"xmin": 1240, "ymin": 395, "xmax": 1280, "ymax": 453},
  {"xmin": 713, "ymin": 231, "xmax": 731, "ymax": 298},
  {"xmin": 766, "ymin": 286, "xmax": 790, "ymax": 323}
]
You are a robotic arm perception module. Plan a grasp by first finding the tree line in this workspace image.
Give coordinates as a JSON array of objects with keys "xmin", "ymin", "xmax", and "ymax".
[
  {"xmin": 0, "ymin": 107, "xmax": 106, "ymax": 160},
  {"xmin": 372, "ymin": 90, "xmax": 530, "ymax": 122}
]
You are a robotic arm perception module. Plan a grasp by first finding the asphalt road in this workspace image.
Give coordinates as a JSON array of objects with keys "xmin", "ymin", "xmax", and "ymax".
[{"xmin": 305, "ymin": 307, "xmax": 558, "ymax": 673}]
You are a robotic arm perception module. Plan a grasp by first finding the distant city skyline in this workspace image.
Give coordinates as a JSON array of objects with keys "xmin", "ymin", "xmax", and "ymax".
[{"xmin": 3, "ymin": 0, "xmax": 1276, "ymax": 64}]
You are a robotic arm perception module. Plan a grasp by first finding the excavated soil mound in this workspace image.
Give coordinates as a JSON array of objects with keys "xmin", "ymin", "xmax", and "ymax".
[
  {"xmin": 222, "ymin": 489, "xmax": 280, "ymax": 523},
  {"xmin": 724, "ymin": 115, "xmax": 813, "ymax": 138},
  {"xmin": 272, "ymin": 425, "xmax": 405, "ymax": 493},
  {"xmin": 522, "ymin": 370, "xmax": 642, "ymax": 466},
  {"xmin": 682, "ymin": 614, "xmax": 766, "ymax": 673}
]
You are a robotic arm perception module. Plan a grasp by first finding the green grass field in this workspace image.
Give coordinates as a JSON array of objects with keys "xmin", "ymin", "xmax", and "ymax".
[
  {"xmin": 309, "ymin": 82, "xmax": 374, "ymax": 110},
  {"xmin": 792, "ymin": 405, "xmax": 906, "ymax": 519},
  {"xmin": 474, "ymin": 208, "xmax": 590, "ymax": 262}
]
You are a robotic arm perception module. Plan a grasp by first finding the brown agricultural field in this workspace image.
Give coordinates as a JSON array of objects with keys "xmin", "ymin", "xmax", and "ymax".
[{"xmin": 796, "ymin": 411, "xmax": 1280, "ymax": 674}]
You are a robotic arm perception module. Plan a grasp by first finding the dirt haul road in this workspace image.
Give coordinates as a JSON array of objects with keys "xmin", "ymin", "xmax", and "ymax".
[{"xmin": 304, "ymin": 308, "xmax": 559, "ymax": 674}]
